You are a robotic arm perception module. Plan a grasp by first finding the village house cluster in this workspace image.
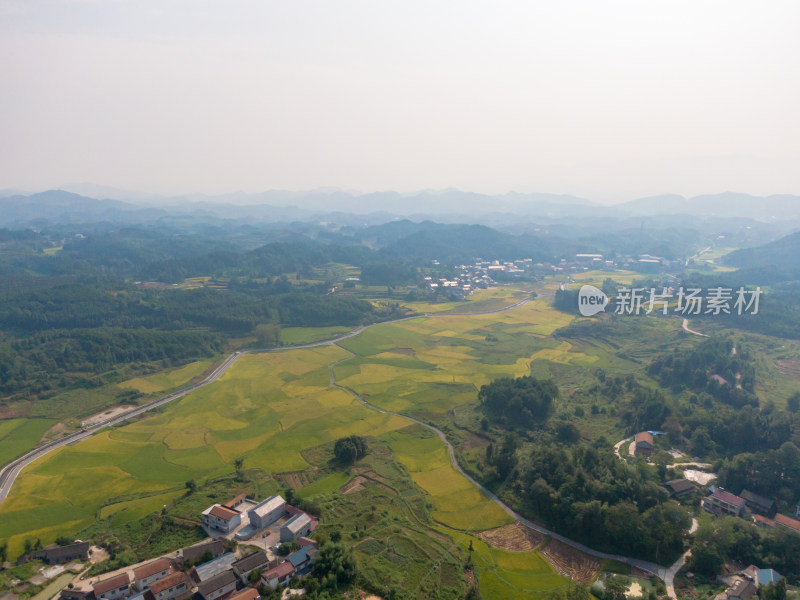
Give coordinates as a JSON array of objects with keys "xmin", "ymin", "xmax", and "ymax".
[
  {"xmin": 419, "ymin": 252, "xmax": 681, "ymax": 299},
  {"xmin": 631, "ymin": 429, "xmax": 799, "ymax": 592},
  {"xmin": 49, "ymin": 494, "xmax": 320, "ymax": 600}
]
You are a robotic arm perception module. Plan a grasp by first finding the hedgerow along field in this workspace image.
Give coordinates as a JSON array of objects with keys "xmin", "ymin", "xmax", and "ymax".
[{"xmin": 0, "ymin": 287, "xmax": 626, "ymax": 597}]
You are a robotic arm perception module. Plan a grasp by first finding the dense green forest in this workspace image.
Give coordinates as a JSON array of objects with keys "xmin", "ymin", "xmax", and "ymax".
[
  {"xmin": 520, "ymin": 444, "xmax": 689, "ymax": 561},
  {"xmin": 647, "ymin": 337, "xmax": 757, "ymax": 408},
  {"xmin": 0, "ymin": 229, "xmax": 415, "ymax": 406},
  {"xmin": 474, "ymin": 375, "xmax": 688, "ymax": 563}
]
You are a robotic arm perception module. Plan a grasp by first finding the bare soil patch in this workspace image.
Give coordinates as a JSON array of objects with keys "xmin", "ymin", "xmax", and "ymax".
[
  {"xmin": 276, "ymin": 467, "xmax": 320, "ymax": 489},
  {"xmin": 478, "ymin": 521, "xmax": 545, "ymax": 551},
  {"xmin": 191, "ymin": 360, "xmax": 224, "ymax": 384},
  {"xmin": 340, "ymin": 476, "xmax": 368, "ymax": 495},
  {"xmin": 80, "ymin": 406, "xmax": 131, "ymax": 427},
  {"xmin": 464, "ymin": 568, "xmax": 474, "ymax": 587},
  {"xmin": 540, "ymin": 538, "xmax": 600, "ymax": 584},
  {"xmin": 459, "ymin": 433, "xmax": 488, "ymax": 451},
  {"xmin": 137, "ymin": 281, "xmax": 170, "ymax": 289},
  {"xmin": 42, "ymin": 422, "xmax": 67, "ymax": 441}
]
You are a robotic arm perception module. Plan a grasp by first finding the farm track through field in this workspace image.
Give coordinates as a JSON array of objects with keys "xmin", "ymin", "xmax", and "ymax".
[{"xmin": 0, "ymin": 293, "xmax": 688, "ymax": 596}]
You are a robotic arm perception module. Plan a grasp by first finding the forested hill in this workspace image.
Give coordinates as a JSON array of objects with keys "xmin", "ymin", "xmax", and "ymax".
[
  {"xmin": 382, "ymin": 224, "xmax": 552, "ymax": 264},
  {"xmin": 723, "ymin": 231, "xmax": 800, "ymax": 272}
]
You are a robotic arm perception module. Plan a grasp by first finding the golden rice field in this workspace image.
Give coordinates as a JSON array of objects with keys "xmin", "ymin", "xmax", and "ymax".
[
  {"xmin": 1, "ymin": 291, "xmax": 587, "ymax": 599},
  {"xmin": 118, "ymin": 360, "xmax": 213, "ymax": 394}
]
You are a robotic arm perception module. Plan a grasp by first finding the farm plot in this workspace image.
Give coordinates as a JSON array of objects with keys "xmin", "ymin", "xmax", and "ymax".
[
  {"xmin": 381, "ymin": 425, "xmax": 512, "ymax": 531},
  {"xmin": 0, "ymin": 418, "xmax": 57, "ymax": 466},
  {"xmin": 540, "ymin": 538, "xmax": 601, "ymax": 585},
  {"xmin": 118, "ymin": 360, "xmax": 212, "ymax": 394},
  {"xmin": 335, "ymin": 299, "xmax": 579, "ymax": 418},
  {"xmin": 478, "ymin": 521, "xmax": 546, "ymax": 552},
  {"xmin": 0, "ymin": 345, "xmax": 409, "ymax": 558},
  {"xmin": 445, "ymin": 528, "xmax": 571, "ymax": 599}
]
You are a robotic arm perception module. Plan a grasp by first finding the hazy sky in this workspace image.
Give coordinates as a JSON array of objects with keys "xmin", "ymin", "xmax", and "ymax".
[{"xmin": 1, "ymin": 0, "xmax": 799, "ymax": 203}]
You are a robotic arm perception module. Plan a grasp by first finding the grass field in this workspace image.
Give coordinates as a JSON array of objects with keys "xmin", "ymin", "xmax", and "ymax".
[
  {"xmin": 279, "ymin": 325, "xmax": 355, "ymax": 346},
  {"xmin": 0, "ymin": 418, "xmax": 58, "ymax": 466}
]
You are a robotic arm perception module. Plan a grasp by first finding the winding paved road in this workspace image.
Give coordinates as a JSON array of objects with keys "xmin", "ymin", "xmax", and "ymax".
[{"xmin": 1, "ymin": 292, "xmax": 692, "ymax": 595}]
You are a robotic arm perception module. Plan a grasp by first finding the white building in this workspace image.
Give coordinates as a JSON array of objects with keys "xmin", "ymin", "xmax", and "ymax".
[
  {"xmin": 133, "ymin": 558, "xmax": 173, "ymax": 590},
  {"xmin": 202, "ymin": 504, "xmax": 242, "ymax": 533},
  {"xmin": 93, "ymin": 573, "xmax": 131, "ymax": 600},
  {"xmin": 149, "ymin": 573, "xmax": 190, "ymax": 600}
]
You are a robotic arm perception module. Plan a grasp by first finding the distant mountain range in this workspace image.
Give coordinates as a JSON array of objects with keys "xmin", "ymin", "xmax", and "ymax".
[
  {"xmin": 618, "ymin": 193, "xmax": 800, "ymax": 220},
  {"xmin": 1, "ymin": 187, "xmax": 800, "ymax": 228}
]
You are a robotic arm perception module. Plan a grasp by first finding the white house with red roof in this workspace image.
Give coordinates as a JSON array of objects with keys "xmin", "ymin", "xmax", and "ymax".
[{"xmin": 202, "ymin": 504, "xmax": 242, "ymax": 533}]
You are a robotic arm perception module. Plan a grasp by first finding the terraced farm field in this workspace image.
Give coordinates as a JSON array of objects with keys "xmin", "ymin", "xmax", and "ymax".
[{"xmin": 1, "ymin": 292, "xmax": 587, "ymax": 597}]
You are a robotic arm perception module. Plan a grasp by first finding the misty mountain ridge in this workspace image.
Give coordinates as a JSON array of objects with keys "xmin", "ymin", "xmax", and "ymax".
[
  {"xmin": 2, "ymin": 187, "xmax": 800, "ymax": 229},
  {"xmin": 620, "ymin": 192, "xmax": 800, "ymax": 220}
]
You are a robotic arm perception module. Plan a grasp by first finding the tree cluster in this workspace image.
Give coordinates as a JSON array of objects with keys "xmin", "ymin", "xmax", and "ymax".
[
  {"xmin": 333, "ymin": 436, "xmax": 368, "ymax": 465},
  {"xmin": 648, "ymin": 337, "xmax": 757, "ymax": 408},
  {"xmin": 518, "ymin": 444, "xmax": 689, "ymax": 562},
  {"xmin": 478, "ymin": 375, "xmax": 558, "ymax": 429},
  {"xmin": 688, "ymin": 517, "xmax": 800, "ymax": 582}
]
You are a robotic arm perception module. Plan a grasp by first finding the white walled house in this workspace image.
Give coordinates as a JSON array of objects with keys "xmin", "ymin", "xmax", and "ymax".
[
  {"xmin": 149, "ymin": 572, "xmax": 190, "ymax": 600},
  {"xmin": 202, "ymin": 504, "xmax": 242, "ymax": 533},
  {"xmin": 133, "ymin": 558, "xmax": 173, "ymax": 590},
  {"xmin": 93, "ymin": 573, "xmax": 131, "ymax": 600}
]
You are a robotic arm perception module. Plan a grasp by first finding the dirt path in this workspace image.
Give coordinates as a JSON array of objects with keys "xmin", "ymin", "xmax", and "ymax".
[
  {"xmin": 613, "ymin": 436, "xmax": 631, "ymax": 458},
  {"xmin": 682, "ymin": 318, "xmax": 707, "ymax": 337}
]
